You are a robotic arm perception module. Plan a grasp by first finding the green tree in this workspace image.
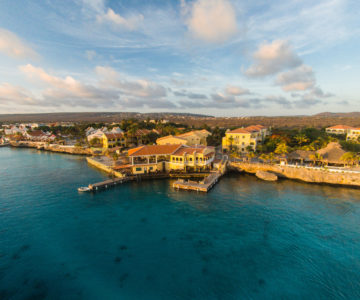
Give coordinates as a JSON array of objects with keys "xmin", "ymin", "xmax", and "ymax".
[
  {"xmin": 274, "ymin": 143, "xmax": 290, "ymax": 155},
  {"xmin": 294, "ymin": 133, "xmax": 310, "ymax": 146}
]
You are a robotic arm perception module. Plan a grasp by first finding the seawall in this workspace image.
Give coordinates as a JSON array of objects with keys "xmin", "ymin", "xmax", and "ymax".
[
  {"xmin": 9, "ymin": 141, "xmax": 91, "ymax": 155},
  {"xmin": 230, "ymin": 162, "xmax": 360, "ymax": 187},
  {"xmin": 86, "ymin": 157, "xmax": 124, "ymax": 178}
]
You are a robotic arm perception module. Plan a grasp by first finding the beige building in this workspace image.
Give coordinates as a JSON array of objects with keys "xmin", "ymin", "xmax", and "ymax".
[
  {"xmin": 326, "ymin": 125, "xmax": 353, "ymax": 135},
  {"xmin": 346, "ymin": 128, "xmax": 360, "ymax": 141},
  {"xmin": 156, "ymin": 129, "xmax": 211, "ymax": 146}
]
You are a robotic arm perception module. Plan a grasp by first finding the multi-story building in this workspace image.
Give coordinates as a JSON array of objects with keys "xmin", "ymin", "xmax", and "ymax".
[
  {"xmin": 126, "ymin": 144, "xmax": 215, "ymax": 174},
  {"xmin": 156, "ymin": 130, "xmax": 211, "ymax": 146},
  {"xmin": 102, "ymin": 133, "xmax": 126, "ymax": 149},
  {"xmin": 325, "ymin": 125, "xmax": 353, "ymax": 135},
  {"xmin": 346, "ymin": 128, "xmax": 360, "ymax": 141},
  {"xmin": 222, "ymin": 125, "xmax": 268, "ymax": 153}
]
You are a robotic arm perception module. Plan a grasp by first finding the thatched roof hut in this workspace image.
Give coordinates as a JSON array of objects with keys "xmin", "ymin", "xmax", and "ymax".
[
  {"xmin": 287, "ymin": 150, "xmax": 315, "ymax": 162},
  {"xmin": 316, "ymin": 142, "xmax": 346, "ymax": 165}
]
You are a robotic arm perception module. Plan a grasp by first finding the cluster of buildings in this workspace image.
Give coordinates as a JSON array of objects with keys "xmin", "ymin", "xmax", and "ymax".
[
  {"xmin": 1, "ymin": 124, "xmax": 56, "ymax": 143},
  {"xmin": 325, "ymin": 125, "xmax": 360, "ymax": 141}
]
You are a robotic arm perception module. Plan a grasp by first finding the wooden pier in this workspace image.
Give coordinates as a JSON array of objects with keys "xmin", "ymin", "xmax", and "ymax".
[
  {"xmin": 88, "ymin": 176, "xmax": 134, "ymax": 191},
  {"xmin": 173, "ymin": 172, "xmax": 222, "ymax": 192}
]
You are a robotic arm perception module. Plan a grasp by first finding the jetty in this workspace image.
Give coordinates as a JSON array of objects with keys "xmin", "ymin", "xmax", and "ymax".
[
  {"xmin": 173, "ymin": 172, "xmax": 222, "ymax": 192},
  {"xmin": 173, "ymin": 155, "xmax": 228, "ymax": 192},
  {"xmin": 88, "ymin": 176, "xmax": 134, "ymax": 191}
]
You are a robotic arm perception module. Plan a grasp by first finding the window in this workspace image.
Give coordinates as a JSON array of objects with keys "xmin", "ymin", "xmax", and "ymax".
[
  {"xmin": 136, "ymin": 167, "xmax": 142, "ymax": 171},
  {"xmin": 149, "ymin": 167, "xmax": 153, "ymax": 170}
]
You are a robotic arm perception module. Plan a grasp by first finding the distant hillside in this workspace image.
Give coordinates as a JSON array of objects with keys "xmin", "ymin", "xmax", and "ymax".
[
  {"xmin": 0, "ymin": 112, "xmax": 359, "ymax": 129},
  {"xmin": 0, "ymin": 112, "xmax": 213, "ymax": 123}
]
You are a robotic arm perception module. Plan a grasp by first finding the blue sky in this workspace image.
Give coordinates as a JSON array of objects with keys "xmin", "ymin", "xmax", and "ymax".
[{"xmin": 0, "ymin": 0, "xmax": 359, "ymax": 116}]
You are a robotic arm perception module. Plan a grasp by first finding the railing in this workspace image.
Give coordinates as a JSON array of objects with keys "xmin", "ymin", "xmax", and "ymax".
[{"xmin": 282, "ymin": 164, "xmax": 360, "ymax": 174}]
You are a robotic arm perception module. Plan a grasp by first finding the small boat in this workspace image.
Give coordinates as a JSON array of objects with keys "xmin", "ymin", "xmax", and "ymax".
[{"xmin": 78, "ymin": 186, "xmax": 91, "ymax": 192}]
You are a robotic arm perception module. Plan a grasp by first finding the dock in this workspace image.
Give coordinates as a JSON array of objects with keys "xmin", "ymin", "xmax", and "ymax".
[
  {"xmin": 88, "ymin": 176, "xmax": 134, "ymax": 191},
  {"xmin": 172, "ymin": 155, "xmax": 228, "ymax": 193},
  {"xmin": 173, "ymin": 172, "xmax": 222, "ymax": 192}
]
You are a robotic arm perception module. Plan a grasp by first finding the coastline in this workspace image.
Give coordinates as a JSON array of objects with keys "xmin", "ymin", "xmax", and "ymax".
[
  {"xmin": 230, "ymin": 161, "xmax": 360, "ymax": 188},
  {"xmin": 9, "ymin": 141, "xmax": 92, "ymax": 155}
]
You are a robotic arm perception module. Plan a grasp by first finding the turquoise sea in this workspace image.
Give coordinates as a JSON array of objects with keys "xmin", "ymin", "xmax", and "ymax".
[{"xmin": 1, "ymin": 147, "xmax": 360, "ymax": 299}]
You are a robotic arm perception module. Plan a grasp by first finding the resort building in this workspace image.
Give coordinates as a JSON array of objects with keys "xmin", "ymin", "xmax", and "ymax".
[
  {"xmin": 325, "ymin": 125, "xmax": 353, "ymax": 135},
  {"xmin": 156, "ymin": 130, "xmax": 211, "ymax": 146},
  {"xmin": 346, "ymin": 128, "xmax": 360, "ymax": 141},
  {"xmin": 222, "ymin": 125, "xmax": 268, "ymax": 153},
  {"xmin": 156, "ymin": 135, "xmax": 188, "ymax": 145},
  {"xmin": 169, "ymin": 145, "xmax": 215, "ymax": 172},
  {"xmin": 102, "ymin": 133, "xmax": 126, "ymax": 149},
  {"xmin": 125, "ymin": 144, "xmax": 215, "ymax": 174}
]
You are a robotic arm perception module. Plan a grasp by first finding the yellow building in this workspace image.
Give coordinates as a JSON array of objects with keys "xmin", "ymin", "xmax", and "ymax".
[
  {"xmin": 169, "ymin": 145, "xmax": 215, "ymax": 171},
  {"xmin": 346, "ymin": 128, "xmax": 360, "ymax": 141},
  {"xmin": 222, "ymin": 125, "xmax": 268, "ymax": 153},
  {"xmin": 156, "ymin": 135, "xmax": 188, "ymax": 145},
  {"xmin": 127, "ymin": 144, "xmax": 215, "ymax": 174},
  {"xmin": 156, "ymin": 130, "xmax": 211, "ymax": 146},
  {"xmin": 102, "ymin": 133, "xmax": 126, "ymax": 149}
]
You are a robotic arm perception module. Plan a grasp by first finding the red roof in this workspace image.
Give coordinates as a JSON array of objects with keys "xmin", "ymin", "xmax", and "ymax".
[
  {"xmin": 128, "ymin": 144, "xmax": 182, "ymax": 156},
  {"xmin": 104, "ymin": 133, "xmax": 124, "ymax": 139},
  {"xmin": 327, "ymin": 125, "xmax": 354, "ymax": 130},
  {"xmin": 227, "ymin": 128, "xmax": 252, "ymax": 134},
  {"xmin": 244, "ymin": 125, "xmax": 265, "ymax": 132},
  {"xmin": 27, "ymin": 130, "xmax": 45, "ymax": 137}
]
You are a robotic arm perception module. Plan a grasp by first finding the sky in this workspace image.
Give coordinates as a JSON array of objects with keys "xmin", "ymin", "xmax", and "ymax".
[{"xmin": 0, "ymin": 0, "xmax": 359, "ymax": 116}]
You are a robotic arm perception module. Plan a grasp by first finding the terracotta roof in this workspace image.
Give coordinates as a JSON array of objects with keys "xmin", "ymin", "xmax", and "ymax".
[
  {"xmin": 244, "ymin": 125, "xmax": 264, "ymax": 132},
  {"xmin": 135, "ymin": 129, "xmax": 151, "ymax": 136},
  {"xmin": 327, "ymin": 125, "xmax": 354, "ymax": 130},
  {"xmin": 227, "ymin": 128, "xmax": 251, "ymax": 134},
  {"xmin": 128, "ymin": 144, "xmax": 182, "ymax": 156},
  {"xmin": 27, "ymin": 130, "xmax": 45, "ymax": 137},
  {"xmin": 177, "ymin": 131, "xmax": 201, "ymax": 138},
  {"xmin": 104, "ymin": 133, "xmax": 124, "ymax": 139},
  {"xmin": 172, "ymin": 145, "xmax": 212, "ymax": 156},
  {"xmin": 156, "ymin": 135, "xmax": 186, "ymax": 141}
]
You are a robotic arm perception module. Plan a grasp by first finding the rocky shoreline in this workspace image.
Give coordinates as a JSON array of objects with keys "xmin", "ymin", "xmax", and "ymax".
[
  {"xmin": 9, "ymin": 141, "xmax": 92, "ymax": 155},
  {"xmin": 230, "ymin": 162, "xmax": 360, "ymax": 188}
]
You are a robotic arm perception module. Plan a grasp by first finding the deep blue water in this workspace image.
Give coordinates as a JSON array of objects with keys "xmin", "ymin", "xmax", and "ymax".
[{"xmin": 1, "ymin": 147, "xmax": 360, "ymax": 299}]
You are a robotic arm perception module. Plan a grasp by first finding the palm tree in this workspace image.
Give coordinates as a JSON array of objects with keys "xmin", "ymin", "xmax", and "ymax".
[
  {"xmin": 340, "ymin": 152, "xmax": 358, "ymax": 167},
  {"xmin": 294, "ymin": 134, "xmax": 309, "ymax": 146},
  {"xmin": 309, "ymin": 153, "xmax": 323, "ymax": 166},
  {"xmin": 275, "ymin": 142, "xmax": 290, "ymax": 155}
]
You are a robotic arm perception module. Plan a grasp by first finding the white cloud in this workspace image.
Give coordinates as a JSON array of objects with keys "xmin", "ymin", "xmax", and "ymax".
[
  {"xmin": 0, "ymin": 83, "xmax": 36, "ymax": 105},
  {"xmin": 182, "ymin": 0, "xmax": 238, "ymax": 43},
  {"xmin": 225, "ymin": 85, "xmax": 250, "ymax": 96},
  {"xmin": 96, "ymin": 8, "xmax": 144, "ymax": 30},
  {"xmin": 0, "ymin": 28, "xmax": 38, "ymax": 59},
  {"xmin": 95, "ymin": 66, "xmax": 167, "ymax": 98},
  {"xmin": 245, "ymin": 40, "xmax": 302, "ymax": 77},
  {"xmin": 276, "ymin": 65, "xmax": 315, "ymax": 91}
]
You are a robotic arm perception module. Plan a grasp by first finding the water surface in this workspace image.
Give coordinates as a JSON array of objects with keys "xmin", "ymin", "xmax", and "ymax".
[{"xmin": 1, "ymin": 147, "xmax": 360, "ymax": 299}]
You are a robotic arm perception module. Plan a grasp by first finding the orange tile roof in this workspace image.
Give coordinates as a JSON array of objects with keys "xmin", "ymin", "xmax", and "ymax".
[
  {"xmin": 104, "ymin": 133, "xmax": 124, "ymax": 139},
  {"xmin": 245, "ymin": 125, "xmax": 265, "ymax": 132},
  {"xmin": 172, "ymin": 145, "xmax": 211, "ymax": 156},
  {"xmin": 177, "ymin": 131, "xmax": 201, "ymax": 138},
  {"xmin": 327, "ymin": 125, "xmax": 354, "ymax": 130},
  {"xmin": 27, "ymin": 130, "xmax": 45, "ymax": 136},
  {"xmin": 128, "ymin": 144, "xmax": 183, "ymax": 156},
  {"xmin": 227, "ymin": 128, "xmax": 252, "ymax": 134},
  {"xmin": 156, "ymin": 135, "xmax": 186, "ymax": 141}
]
